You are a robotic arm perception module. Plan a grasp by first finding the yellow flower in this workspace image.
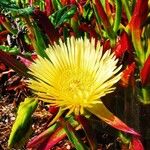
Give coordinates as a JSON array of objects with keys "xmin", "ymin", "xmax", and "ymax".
[{"xmin": 27, "ymin": 37, "xmax": 122, "ymax": 115}]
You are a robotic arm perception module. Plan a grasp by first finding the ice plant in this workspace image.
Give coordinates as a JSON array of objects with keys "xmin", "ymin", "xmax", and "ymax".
[
  {"xmin": 27, "ymin": 36, "xmax": 122, "ymax": 115},
  {"xmin": 27, "ymin": 36, "xmax": 140, "ymax": 136}
]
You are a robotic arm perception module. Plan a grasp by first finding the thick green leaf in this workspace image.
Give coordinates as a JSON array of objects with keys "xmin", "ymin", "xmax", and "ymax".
[
  {"xmin": 8, "ymin": 97, "xmax": 38, "ymax": 148},
  {"xmin": 52, "ymin": 0, "xmax": 62, "ymax": 10},
  {"xmin": 29, "ymin": 20, "xmax": 48, "ymax": 58},
  {"xmin": 0, "ymin": 0, "xmax": 18, "ymax": 9},
  {"xmin": 49, "ymin": 5, "xmax": 77, "ymax": 27},
  {"xmin": 0, "ymin": 0, "xmax": 34, "ymax": 17}
]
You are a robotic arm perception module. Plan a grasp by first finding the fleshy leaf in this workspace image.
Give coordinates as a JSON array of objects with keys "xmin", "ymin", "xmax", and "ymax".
[
  {"xmin": 45, "ymin": 0, "xmax": 53, "ymax": 16},
  {"xmin": 27, "ymin": 116, "xmax": 79, "ymax": 150},
  {"xmin": 0, "ymin": 50, "xmax": 31, "ymax": 77},
  {"xmin": 113, "ymin": 31, "xmax": 132, "ymax": 58},
  {"xmin": 41, "ymin": 126, "xmax": 67, "ymax": 150},
  {"xmin": 52, "ymin": 0, "xmax": 63, "ymax": 10},
  {"xmin": 60, "ymin": 117, "xmax": 88, "ymax": 150},
  {"xmin": 130, "ymin": 137, "xmax": 144, "ymax": 150},
  {"xmin": 49, "ymin": 5, "xmax": 77, "ymax": 28},
  {"xmin": 27, "ymin": 123, "xmax": 59, "ymax": 148},
  {"xmin": 120, "ymin": 62, "xmax": 136, "ymax": 87},
  {"xmin": 8, "ymin": 97, "xmax": 38, "ymax": 148},
  {"xmin": 140, "ymin": 55, "xmax": 150, "ymax": 86},
  {"xmin": 87, "ymin": 102, "xmax": 140, "ymax": 136},
  {"xmin": 33, "ymin": 10, "xmax": 59, "ymax": 44},
  {"xmin": 0, "ymin": 45, "xmax": 19, "ymax": 55},
  {"xmin": 129, "ymin": 0, "xmax": 148, "ymax": 65},
  {"xmin": 129, "ymin": 0, "xmax": 148, "ymax": 29}
]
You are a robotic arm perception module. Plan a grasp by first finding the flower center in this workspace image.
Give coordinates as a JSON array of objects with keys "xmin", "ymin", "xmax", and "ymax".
[{"xmin": 55, "ymin": 67, "xmax": 94, "ymax": 104}]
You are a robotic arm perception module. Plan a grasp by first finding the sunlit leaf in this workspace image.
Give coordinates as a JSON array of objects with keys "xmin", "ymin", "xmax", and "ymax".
[
  {"xmin": 8, "ymin": 98, "xmax": 38, "ymax": 148},
  {"xmin": 87, "ymin": 102, "xmax": 140, "ymax": 136}
]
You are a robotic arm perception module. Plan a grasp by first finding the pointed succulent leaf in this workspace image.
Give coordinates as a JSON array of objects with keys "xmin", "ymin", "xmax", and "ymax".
[
  {"xmin": 129, "ymin": 0, "xmax": 148, "ymax": 65},
  {"xmin": 52, "ymin": 0, "xmax": 63, "ymax": 10},
  {"xmin": 27, "ymin": 123, "xmax": 59, "ymax": 148},
  {"xmin": 120, "ymin": 62, "xmax": 136, "ymax": 87},
  {"xmin": 44, "ymin": 0, "xmax": 53, "ymax": 16},
  {"xmin": 0, "ymin": 50, "xmax": 31, "ymax": 77},
  {"xmin": 33, "ymin": 10, "xmax": 59, "ymax": 44},
  {"xmin": 31, "ymin": 21, "xmax": 48, "ymax": 58},
  {"xmin": 42, "ymin": 116, "xmax": 79, "ymax": 150},
  {"xmin": 27, "ymin": 115, "xmax": 79, "ymax": 149},
  {"xmin": 113, "ymin": 31, "xmax": 132, "ymax": 58},
  {"xmin": 49, "ymin": 5, "xmax": 77, "ymax": 28},
  {"xmin": 42, "ymin": 126, "xmax": 67, "ymax": 150},
  {"xmin": 0, "ymin": 0, "xmax": 18, "ymax": 9},
  {"xmin": 8, "ymin": 98, "xmax": 38, "ymax": 148},
  {"xmin": 6, "ymin": 7, "xmax": 34, "ymax": 17},
  {"xmin": 49, "ymin": 5, "xmax": 68, "ymax": 26},
  {"xmin": 129, "ymin": 0, "xmax": 148, "ymax": 29},
  {"xmin": 82, "ymin": 2, "xmax": 93, "ymax": 21},
  {"xmin": 87, "ymin": 102, "xmax": 140, "ymax": 136}
]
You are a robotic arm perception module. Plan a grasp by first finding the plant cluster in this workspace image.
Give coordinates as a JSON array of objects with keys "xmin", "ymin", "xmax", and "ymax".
[{"xmin": 0, "ymin": 0, "xmax": 150, "ymax": 149}]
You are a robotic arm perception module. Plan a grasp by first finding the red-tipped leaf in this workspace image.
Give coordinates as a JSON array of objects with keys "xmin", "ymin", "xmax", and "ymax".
[
  {"xmin": 87, "ymin": 103, "xmax": 140, "ymax": 136},
  {"xmin": 114, "ymin": 31, "xmax": 133, "ymax": 58},
  {"xmin": 0, "ymin": 50, "xmax": 30, "ymax": 77}
]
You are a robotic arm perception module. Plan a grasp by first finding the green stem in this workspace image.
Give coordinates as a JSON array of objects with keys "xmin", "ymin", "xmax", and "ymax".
[
  {"xmin": 113, "ymin": 0, "xmax": 122, "ymax": 33},
  {"xmin": 121, "ymin": 0, "xmax": 131, "ymax": 21}
]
